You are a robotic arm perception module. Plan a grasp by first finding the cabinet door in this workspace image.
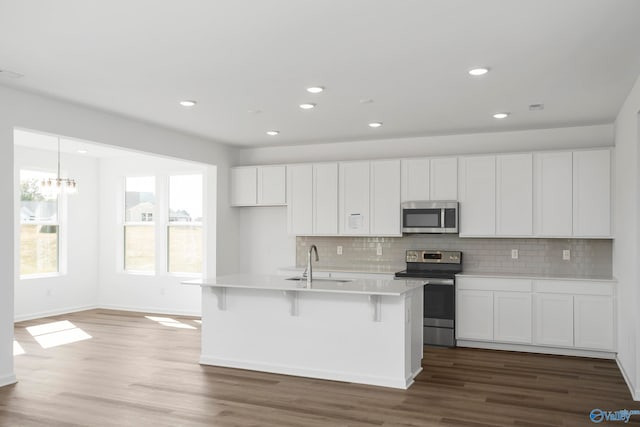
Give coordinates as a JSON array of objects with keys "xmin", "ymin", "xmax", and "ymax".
[
  {"xmin": 401, "ymin": 158, "xmax": 429, "ymax": 202},
  {"xmin": 287, "ymin": 164, "xmax": 313, "ymax": 235},
  {"xmin": 339, "ymin": 161, "xmax": 370, "ymax": 235},
  {"xmin": 497, "ymin": 153, "xmax": 533, "ymax": 236},
  {"xmin": 459, "ymin": 155, "xmax": 496, "ymax": 236},
  {"xmin": 574, "ymin": 295, "xmax": 614, "ymax": 351},
  {"xmin": 457, "ymin": 290, "xmax": 493, "ymax": 341},
  {"xmin": 313, "ymin": 163, "xmax": 339, "ymax": 235},
  {"xmin": 231, "ymin": 167, "xmax": 257, "ymax": 206},
  {"xmin": 370, "ymin": 159, "xmax": 401, "ymax": 236},
  {"xmin": 430, "ymin": 157, "xmax": 458, "ymax": 200},
  {"xmin": 573, "ymin": 149, "xmax": 611, "ymax": 237},
  {"xmin": 534, "ymin": 293, "xmax": 573, "ymax": 347},
  {"xmin": 494, "ymin": 292, "xmax": 532, "ymax": 344},
  {"xmin": 257, "ymin": 165, "xmax": 286, "ymax": 205},
  {"xmin": 534, "ymin": 152, "xmax": 572, "ymax": 236}
]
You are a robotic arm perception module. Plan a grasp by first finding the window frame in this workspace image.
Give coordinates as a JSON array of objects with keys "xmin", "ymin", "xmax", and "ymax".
[
  {"xmin": 18, "ymin": 169, "xmax": 63, "ymax": 279},
  {"xmin": 122, "ymin": 175, "xmax": 157, "ymax": 275}
]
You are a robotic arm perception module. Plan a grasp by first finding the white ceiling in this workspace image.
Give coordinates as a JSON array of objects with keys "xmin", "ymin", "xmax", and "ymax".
[{"xmin": 2, "ymin": 0, "xmax": 640, "ymax": 148}]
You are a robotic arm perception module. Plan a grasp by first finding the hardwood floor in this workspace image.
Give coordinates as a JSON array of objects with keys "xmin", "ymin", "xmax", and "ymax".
[{"xmin": 1, "ymin": 309, "xmax": 638, "ymax": 426}]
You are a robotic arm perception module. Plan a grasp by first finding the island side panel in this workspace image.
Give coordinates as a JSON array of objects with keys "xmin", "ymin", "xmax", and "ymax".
[{"xmin": 200, "ymin": 286, "xmax": 417, "ymax": 389}]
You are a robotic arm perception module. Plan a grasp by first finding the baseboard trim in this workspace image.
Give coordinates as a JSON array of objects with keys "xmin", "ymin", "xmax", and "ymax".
[
  {"xmin": 14, "ymin": 305, "xmax": 200, "ymax": 323},
  {"xmin": 0, "ymin": 374, "xmax": 17, "ymax": 388},
  {"xmin": 457, "ymin": 340, "xmax": 616, "ymax": 359},
  {"xmin": 200, "ymin": 355, "xmax": 414, "ymax": 389},
  {"xmin": 14, "ymin": 305, "xmax": 99, "ymax": 323},
  {"xmin": 98, "ymin": 304, "xmax": 201, "ymax": 318},
  {"xmin": 616, "ymin": 356, "xmax": 640, "ymax": 401}
]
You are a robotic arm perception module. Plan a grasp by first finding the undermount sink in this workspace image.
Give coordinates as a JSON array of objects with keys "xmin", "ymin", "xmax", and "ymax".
[{"xmin": 286, "ymin": 276, "xmax": 352, "ymax": 283}]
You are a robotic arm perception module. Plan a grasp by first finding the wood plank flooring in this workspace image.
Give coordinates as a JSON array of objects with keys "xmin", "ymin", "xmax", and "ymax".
[{"xmin": 1, "ymin": 309, "xmax": 638, "ymax": 426}]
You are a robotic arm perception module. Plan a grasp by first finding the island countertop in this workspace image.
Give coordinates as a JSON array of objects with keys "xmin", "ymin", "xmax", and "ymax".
[{"xmin": 183, "ymin": 273, "xmax": 426, "ymax": 296}]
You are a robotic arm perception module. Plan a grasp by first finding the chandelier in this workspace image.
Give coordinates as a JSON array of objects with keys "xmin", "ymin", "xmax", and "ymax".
[{"xmin": 41, "ymin": 137, "xmax": 77, "ymax": 194}]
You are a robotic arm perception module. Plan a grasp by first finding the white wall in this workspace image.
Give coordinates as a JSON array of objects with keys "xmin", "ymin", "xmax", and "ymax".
[
  {"xmin": 14, "ymin": 146, "xmax": 99, "ymax": 321},
  {"xmin": 238, "ymin": 124, "xmax": 614, "ymax": 165},
  {"xmin": 0, "ymin": 84, "xmax": 239, "ymax": 388},
  {"xmin": 236, "ymin": 207, "xmax": 295, "ymax": 274},
  {"xmin": 98, "ymin": 154, "xmax": 214, "ymax": 315},
  {"xmin": 613, "ymin": 72, "xmax": 640, "ymax": 400}
]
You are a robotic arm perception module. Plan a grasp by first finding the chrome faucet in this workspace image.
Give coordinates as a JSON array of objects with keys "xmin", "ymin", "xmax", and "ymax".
[{"xmin": 305, "ymin": 244, "xmax": 319, "ymax": 287}]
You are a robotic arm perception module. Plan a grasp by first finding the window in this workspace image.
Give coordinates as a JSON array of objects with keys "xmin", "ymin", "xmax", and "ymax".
[
  {"xmin": 19, "ymin": 170, "xmax": 59, "ymax": 276},
  {"xmin": 124, "ymin": 176, "xmax": 155, "ymax": 272},
  {"xmin": 168, "ymin": 174, "xmax": 203, "ymax": 274}
]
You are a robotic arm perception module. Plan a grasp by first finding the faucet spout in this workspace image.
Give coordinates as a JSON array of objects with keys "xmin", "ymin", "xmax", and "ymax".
[{"xmin": 307, "ymin": 245, "xmax": 319, "ymax": 287}]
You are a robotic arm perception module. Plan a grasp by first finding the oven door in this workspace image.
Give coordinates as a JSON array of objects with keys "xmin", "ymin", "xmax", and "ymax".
[{"xmin": 423, "ymin": 281, "xmax": 455, "ymax": 328}]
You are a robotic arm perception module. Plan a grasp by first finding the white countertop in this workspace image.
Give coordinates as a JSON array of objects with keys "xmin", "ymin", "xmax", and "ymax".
[
  {"xmin": 456, "ymin": 273, "xmax": 616, "ymax": 282},
  {"xmin": 183, "ymin": 274, "xmax": 425, "ymax": 296}
]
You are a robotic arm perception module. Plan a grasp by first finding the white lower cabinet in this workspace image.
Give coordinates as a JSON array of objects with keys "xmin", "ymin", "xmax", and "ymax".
[
  {"xmin": 457, "ymin": 290, "xmax": 494, "ymax": 341},
  {"xmin": 494, "ymin": 292, "xmax": 532, "ymax": 344},
  {"xmin": 574, "ymin": 295, "xmax": 614, "ymax": 350},
  {"xmin": 534, "ymin": 293, "xmax": 574, "ymax": 347},
  {"xmin": 457, "ymin": 276, "xmax": 616, "ymax": 355}
]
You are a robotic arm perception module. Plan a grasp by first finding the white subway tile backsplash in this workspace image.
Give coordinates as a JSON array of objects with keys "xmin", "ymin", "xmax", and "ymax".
[{"xmin": 296, "ymin": 235, "xmax": 612, "ymax": 278}]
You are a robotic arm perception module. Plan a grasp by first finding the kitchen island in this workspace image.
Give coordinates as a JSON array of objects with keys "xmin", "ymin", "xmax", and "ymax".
[{"xmin": 184, "ymin": 274, "xmax": 425, "ymax": 389}]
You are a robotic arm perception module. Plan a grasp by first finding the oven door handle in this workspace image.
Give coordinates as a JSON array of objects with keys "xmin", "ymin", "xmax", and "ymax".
[{"xmin": 424, "ymin": 280, "xmax": 455, "ymax": 286}]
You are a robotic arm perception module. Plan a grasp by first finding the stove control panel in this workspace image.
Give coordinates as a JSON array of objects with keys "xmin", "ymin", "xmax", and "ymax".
[{"xmin": 406, "ymin": 250, "xmax": 462, "ymax": 264}]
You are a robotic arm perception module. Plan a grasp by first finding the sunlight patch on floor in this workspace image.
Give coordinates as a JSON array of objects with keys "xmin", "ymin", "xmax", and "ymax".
[
  {"xmin": 26, "ymin": 320, "xmax": 92, "ymax": 349},
  {"xmin": 13, "ymin": 340, "xmax": 25, "ymax": 356},
  {"xmin": 145, "ymin": 315, "xmax": 197, "ymax": 329}
]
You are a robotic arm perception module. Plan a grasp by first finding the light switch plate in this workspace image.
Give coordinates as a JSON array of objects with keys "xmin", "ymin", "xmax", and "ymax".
[
  {"xmin": 337, "ymin": 246, "xmax": 343, "ymax": 255},
  {"xmin": 511, "ymin": 249, "xmax": 518, "ymax": 259},
  {"xmin": 376, "ymin": 243, "xmax": 383, "ymax": 256},
  {"xmin": 563, "ymin": 250, "xmax": 571, "ymax": 260}
]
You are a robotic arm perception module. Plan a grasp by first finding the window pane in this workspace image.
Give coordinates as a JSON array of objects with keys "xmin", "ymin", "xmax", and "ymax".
[
  {"xmin": 169, "ymin": 174, "xmax": 202, "ymax": 223},
  {"xmin": 20, "ymin": 170, "xmax": 58, "ymax": 223},
  {"xmin": 124, "ymin": 226, "xmax": 155, "ymax": 272},
  {"xmin": 125, "ymin": 177, "xmax": 155, "ymax": 222},
  {"xmin": 20, "ymin": 224, "xmax": 58, "ymax": 275},
  {"xmin": 168, "ymin": 226, "xmax": 202, "ymax": 273}
]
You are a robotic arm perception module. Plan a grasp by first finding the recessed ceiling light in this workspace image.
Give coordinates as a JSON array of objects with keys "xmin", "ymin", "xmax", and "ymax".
[
  {"xmin": 179, "ymin": 100, "xmax": 197, "ymax": 107},
  {"xmin": 266, "ymin": 130, "xmax": 280, "ymax": 136},
  {"xmin": 468, "ymin": 67, "xmax": 490, "ymax": 76},
  {"xmin": 360, "ymin": 99, "xmax": 374, "ymax": 104},
  {"xmin": 299, "ymin": 103, "xmax": 316, "ymax": 110},
  {"xmin": 493, "ymin": 112, "xmax": 510, "ymax": 119},
  {"xmin": 368, "ymin": 122, "xmax": 383, "ymax": 128},
  {"xmin": 77, "ymin": 149, "xmax": 88, "ymax": 154},
  {"xmin": 306, "ymin": 86, "xmax": 324, "ymax": 94}
]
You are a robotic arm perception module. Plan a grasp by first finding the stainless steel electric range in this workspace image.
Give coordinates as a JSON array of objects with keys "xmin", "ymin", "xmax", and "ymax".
[{"xmin": 395, "ymin": 250, "xmax": 462, "ymax": 347}]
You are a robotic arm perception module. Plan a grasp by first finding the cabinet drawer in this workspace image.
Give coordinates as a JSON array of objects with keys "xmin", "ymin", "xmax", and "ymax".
[
  {"xmin": 533, "ymin": 280, "xmax": 614, "ymax": 296},
  {"xmin": 457, "ymin": 277, "xmax": 531, "ymax": 292}
]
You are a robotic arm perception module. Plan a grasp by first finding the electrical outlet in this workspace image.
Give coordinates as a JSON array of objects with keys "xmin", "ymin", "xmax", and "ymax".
[
  {"xmin": 376, "ymin": 243, "xmax": 383, "ymax": 256},
  {"xmin": 337, "ymin": 245, "xmax": 343, "ymax": 255},
  {"xmin": 511, "ymin": 249, "xmax": 518, "ymax": 259},
  {"xmin": 563, "ymin": 250, "xmax": 571, "ymax": 261}
]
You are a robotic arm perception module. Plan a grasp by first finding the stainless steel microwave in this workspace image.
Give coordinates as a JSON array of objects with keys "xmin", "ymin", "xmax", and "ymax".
[{"xmin": 401, "ymin": 201, "xmax": 459, "ymax": 234}]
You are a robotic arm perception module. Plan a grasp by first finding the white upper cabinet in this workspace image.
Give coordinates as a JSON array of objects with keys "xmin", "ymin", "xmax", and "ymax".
[
  {"xmin": 430, "ymin": 157, "xmax": 458, "ymax": 200},
  {"xmin": 534, "ymin": 152, "xmax": 573, "ymax": 236},
  {"xmin": 370, "ymin": 159, "xmax": 401, "ymax": 236},
  {"xmin": 287, "ymin": 164, "xmax": 313, "ymax": 235},
  {"xmin": 401, "ymin": 158, "xmax": 429, "ymax": 202},
  {"xmin": 257, "ymin": 165, "xmax": 286, "ymax": 205},
  {"xmin": 313, "ymin": 163, "xmax": 339, "ymax": 235},
  {"xmin": 573, "ymin": 149, "xmax": 611, "ymax": 237},
  {"xmin": 496, "ymin": 153, "xmax": 533, "ymax": 236},
  {"xmin": 339, "ymin": 161, "xmax": 370, "ymax": 235},
  {"xmin": 459, "ymin": 155, "xmax": 496, "ymax": 236},
  {"xmin": 231, "ymin": 166, "xmax": 258, "ymax": 206},
  {"xmin": 231, "ymin": 165, "xmax": 286, "ymax": 206}
]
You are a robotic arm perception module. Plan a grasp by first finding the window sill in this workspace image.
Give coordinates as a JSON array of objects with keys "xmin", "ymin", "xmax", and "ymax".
[{"xmin": 20, "ymin": 272, "xmax": 63, "ymax": 280}]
